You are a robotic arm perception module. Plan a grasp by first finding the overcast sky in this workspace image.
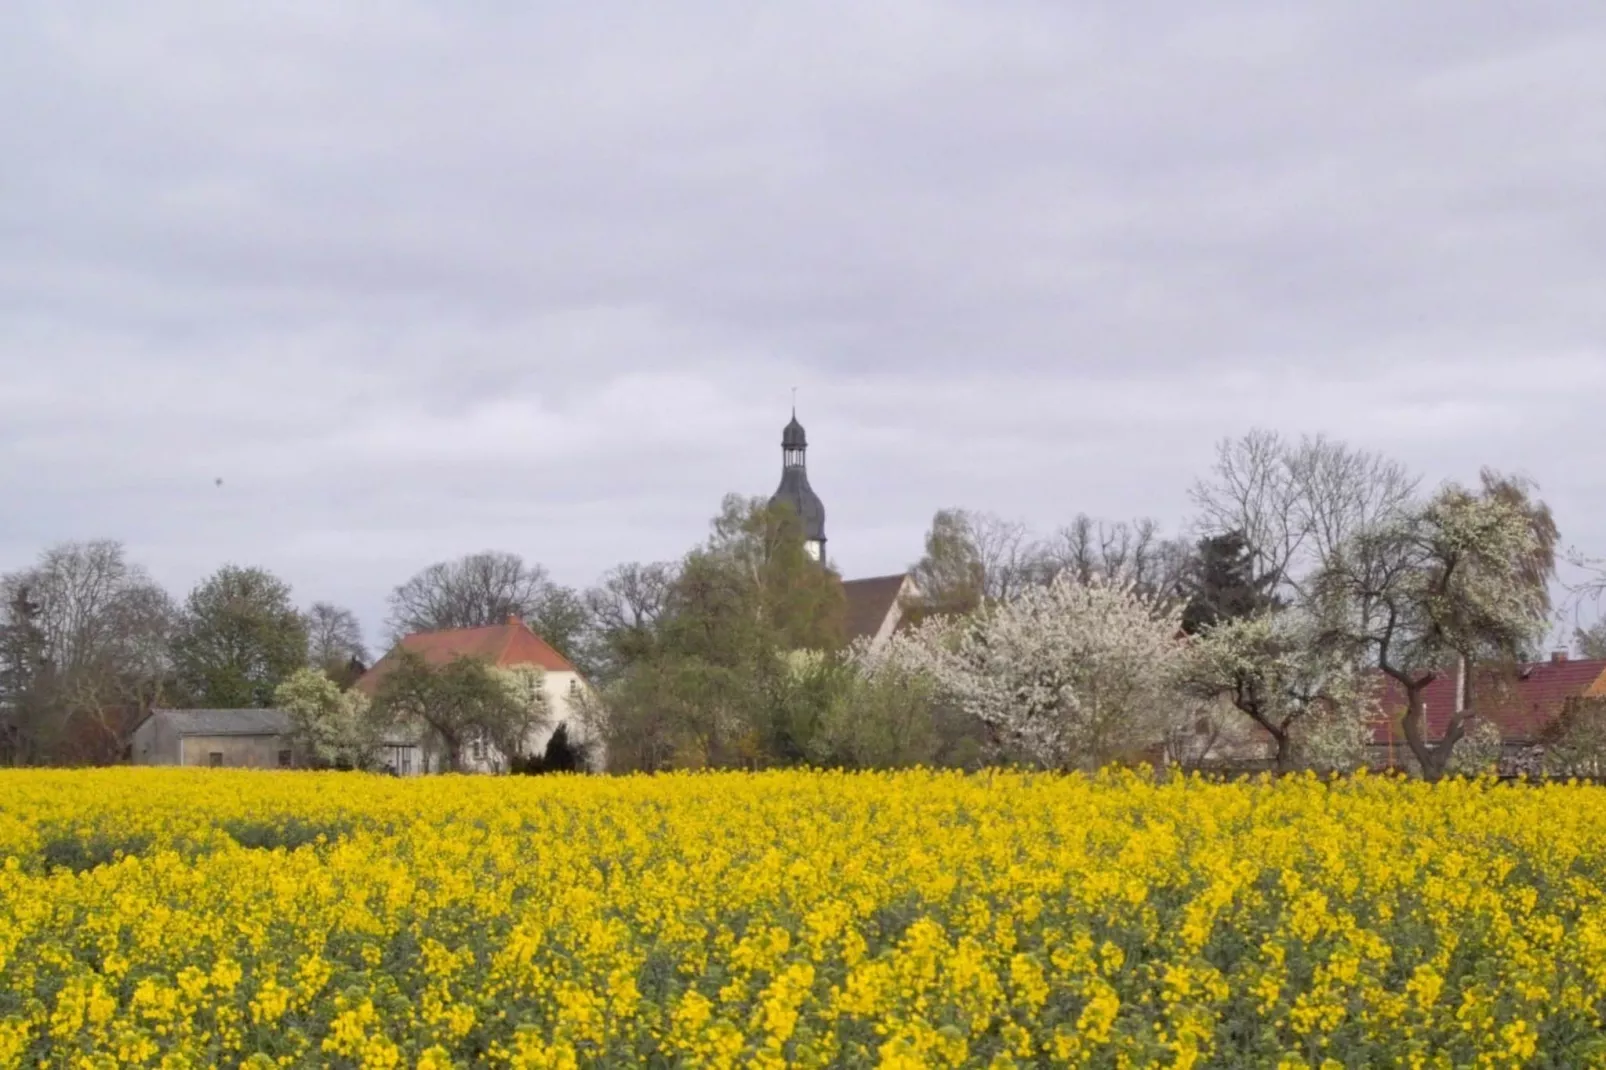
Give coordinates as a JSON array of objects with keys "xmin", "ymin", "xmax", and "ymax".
[{"xmin": 3, "ymin": 2, "xmax": 1603, "ymax": 649}]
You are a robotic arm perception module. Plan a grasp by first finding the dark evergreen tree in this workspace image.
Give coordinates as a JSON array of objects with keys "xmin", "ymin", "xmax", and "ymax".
[
  {"xmin": 540, "ymin": 722, "xmax": 590, "ymax": 772},
  {"xmin": 512, "ymin": 722, "xmax": 592, "ymax": 774},
  {"xmin": 0, "ymin": 585, "xmax": 49, "ymax": 764},
  {"xmin": 1180, "ymin": 531, "xmax": 1278, "ymax": 634}
]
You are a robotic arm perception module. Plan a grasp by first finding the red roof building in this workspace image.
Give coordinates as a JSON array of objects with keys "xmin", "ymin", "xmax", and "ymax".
[
  {"xmin": 1369, "ymin": 652, "xmax": 1606, "ymax": 746},
  {"xmin": 354, "ymin": 616, "xmax": 577, "ymax": 696}
]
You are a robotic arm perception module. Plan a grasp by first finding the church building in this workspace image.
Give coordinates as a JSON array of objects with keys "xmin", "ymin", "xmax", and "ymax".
[{"xmin": 766, "ymin": 410, "xmax": 918, "ymax": 651}]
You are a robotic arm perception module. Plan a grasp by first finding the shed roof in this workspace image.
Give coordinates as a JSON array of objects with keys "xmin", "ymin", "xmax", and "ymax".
[{"xmin": 152, "ymin": 708, "xmax": 292, "ymax": 736}]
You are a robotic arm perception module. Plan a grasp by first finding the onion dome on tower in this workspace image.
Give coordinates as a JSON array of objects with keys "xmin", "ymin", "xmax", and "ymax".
[{"xmin": 770, "ymin": 409, "xmax": 826, "ymax": 561}]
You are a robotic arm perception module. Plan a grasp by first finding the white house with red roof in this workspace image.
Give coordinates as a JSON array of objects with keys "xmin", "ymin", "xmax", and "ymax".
[{"xmin": 355, "ymin": 615, "xmax": 593, "ymax": 774}]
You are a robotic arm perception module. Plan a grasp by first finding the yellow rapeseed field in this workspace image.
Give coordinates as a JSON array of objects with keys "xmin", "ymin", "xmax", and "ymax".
[{"xmin": 3, "ymin": 769, "xmax": 1606, "ymax": 1068}]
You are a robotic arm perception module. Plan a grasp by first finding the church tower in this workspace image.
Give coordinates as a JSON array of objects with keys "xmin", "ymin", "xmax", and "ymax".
[{"xmin": 769, "ymin": 409, "xmax": 826, "ymax": 561}]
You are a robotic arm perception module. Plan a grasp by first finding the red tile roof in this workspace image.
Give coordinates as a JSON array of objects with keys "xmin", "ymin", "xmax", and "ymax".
[
  {"xmin": 1369, "ymin": 656, "xmax": 1606, "ymax": 743},
  {"xmin": 354, "ymin": 616, "xmax": 575, "ymax": 695},
  {"xmin": 842, "ymin": 574, "xmax": 909, "ymax": 644}
]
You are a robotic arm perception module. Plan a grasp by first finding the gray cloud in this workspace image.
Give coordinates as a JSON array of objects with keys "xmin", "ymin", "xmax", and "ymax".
[{"xmin": 2, "ymin": 1, "xmax": 1603, "ymax": 645}]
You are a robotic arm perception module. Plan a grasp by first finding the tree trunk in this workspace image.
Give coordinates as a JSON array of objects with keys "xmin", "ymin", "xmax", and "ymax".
[
  {"xmin": 1235, "ymin": 698, "xmax": 1291, "ymax": 773},
  {"xmin": 1399, "ymin": 686, "xmax": 1441, "ymax": 780},
  {"xmin": 440, "ymin": 735, "xmax": 463, "ymax": 773},
  {"xmin": 1271, "ymin": 727, "xmax": 1293, "ymax": 773},
  {"xmin": 1422, "ymin": 715, "xmax": 1468, "ymax": 782}
]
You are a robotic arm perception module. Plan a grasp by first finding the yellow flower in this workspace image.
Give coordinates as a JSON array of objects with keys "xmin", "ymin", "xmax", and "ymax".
[{"xmin": 3, "ymin": 767, "xmax": 1606, "ymax": 1065}]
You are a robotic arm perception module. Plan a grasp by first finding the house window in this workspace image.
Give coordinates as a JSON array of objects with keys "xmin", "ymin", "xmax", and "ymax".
[
  {"xmin": 208, "ymin": 752, "xmax": 224, "ymax": 768},
  {"xmin": 277, "ymin": 749, "xmax": 292, "ymax": 769},
  {"xmin": 472, "ymin": 739, "xmax": 485, "ymax": 761}
]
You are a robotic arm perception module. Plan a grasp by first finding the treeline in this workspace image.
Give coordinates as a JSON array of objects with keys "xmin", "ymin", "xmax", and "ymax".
[{"xmin": 3, "ymin": 428, "xmax": 1605, "ymax": 776}]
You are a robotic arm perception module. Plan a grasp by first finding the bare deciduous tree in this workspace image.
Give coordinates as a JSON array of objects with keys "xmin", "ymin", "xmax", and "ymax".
[
  {"xmin": 0, "ymin": 540, "xmax": 176, "ymax": 763},
  {"xmin": 304, "ymin": 602, "xmax": 369, "ymax": 674},
  {"xmin": 386, "ymin": 551, "xmax": 585, "ymax": 662},
  {"xmin": 582, "ymin": 561, "xmax": 679, "ymax": 679},
  {"xmin": 1191, "ymin": 430, "xmax": 1418, "ymax": 602},
  {"xmin": 966, "ymin": 512, "xmax": 1042, "ymax": 603},
  {"xmin": 1039, "ymin": 515, "xmax": 1193, "ymax": 602}
]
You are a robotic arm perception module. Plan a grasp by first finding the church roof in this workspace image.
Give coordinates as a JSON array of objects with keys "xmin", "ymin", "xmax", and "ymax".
[
  {"xmin": 355, "ymin": 617, "xmax": 576, "ymax": 695},
  {"xmin": 771, "ymin": 467, "xmax": 826, "ymax": 542},
  {"xmin": 782, "ymin": 414, "xmax": 807, "ymax": 449},
  {"xmin": 842, "ymin": 574, "xmax": 910, "ymax": 644}
]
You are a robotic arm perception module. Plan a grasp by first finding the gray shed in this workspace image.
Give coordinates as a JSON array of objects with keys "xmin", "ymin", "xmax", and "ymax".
[{"xmin": 130, "ymin": 708, "xmax": 298, "ymax": 769}]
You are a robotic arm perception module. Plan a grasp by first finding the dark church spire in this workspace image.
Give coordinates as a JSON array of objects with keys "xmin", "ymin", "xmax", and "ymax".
[{"xmin": 770, "ymin": 407, "xmax": 826, "ymax": 561}]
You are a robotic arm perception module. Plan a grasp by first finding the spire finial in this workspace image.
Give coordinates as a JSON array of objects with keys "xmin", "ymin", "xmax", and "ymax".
[{"xmin": 791, "ymin": 386, "xmax": 797, "ymax": 418}]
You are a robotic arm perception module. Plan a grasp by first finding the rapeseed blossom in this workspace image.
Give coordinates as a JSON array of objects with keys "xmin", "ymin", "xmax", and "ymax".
[{"xmin": 2, "ymin": 768, "xmax": 1606, "ymax": 1066}]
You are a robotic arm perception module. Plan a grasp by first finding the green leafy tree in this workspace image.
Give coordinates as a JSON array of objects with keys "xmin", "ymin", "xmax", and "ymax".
[
  {"xmin": 702, "ymin": 494, "xmax": 848, "ymax": 653},
  {"xmin": 584, "ymin": 495, "xmax": 847, "ymax": 771},
  {"xmin": 273, "ymin": 668, "xmax": 380, "ymax": 769},
  {"xmin": 794, "ymin": 647, "xmax": 985, "ymax": 770},
  {"xmin": 172, "ymin": 566, "xmax": 309, "ymax": 708},
  {"xmin": 907, "ymin": 509, "xmax": 990, "ymax": 619}
]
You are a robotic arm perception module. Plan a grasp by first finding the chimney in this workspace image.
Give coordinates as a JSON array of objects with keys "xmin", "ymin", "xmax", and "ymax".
[{"xmin": 1552, "ymin": 650, "xmax": 1569, "ymax": 665}]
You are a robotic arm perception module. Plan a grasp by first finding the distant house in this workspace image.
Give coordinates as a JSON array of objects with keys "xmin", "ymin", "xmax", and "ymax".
[
  {"xmin": 354, "ymin": 615, "xmax": 593, "ymax": 774},
  {"xmin": 1368, "ymin": 652, "xmax": 1606, "ymax": 771},
  {"xmin": 130, "ymin": 708, "xmax": 297, "ymax": 769},
  {"xmin": 841, "ymin": 573, "xmax": 919, "ymax": 652}
]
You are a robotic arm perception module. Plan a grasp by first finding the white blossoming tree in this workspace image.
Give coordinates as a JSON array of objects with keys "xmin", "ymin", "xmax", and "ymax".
[
  {"xmin": 274, "ymin": 667, "xmax": 381, "ymax": 770},
  {"xmin": 897, "ymin": 575, "xmax": 1187, "ymax": 770},
  {"xmin": 1181, "ymin": 611, "xmax": 1374, "ymax": 772},
  {"xmin": 1311, "ymin": 478, "xmax": 1553, "ymax": 781}
]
